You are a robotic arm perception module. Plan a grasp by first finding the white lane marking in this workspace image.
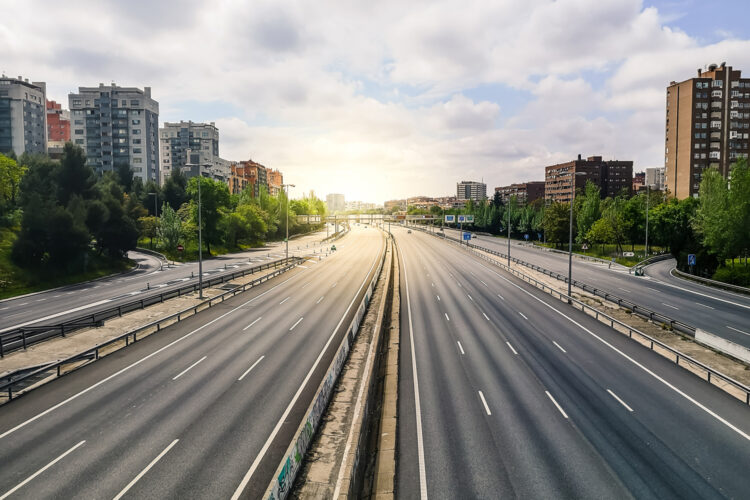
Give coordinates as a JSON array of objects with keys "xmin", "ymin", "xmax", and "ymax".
[
  {"xmin": 0, "ymin": 268, "xmax": 310, "ymax": 443},
  {"xmin": 727, "ymin": 326, "xmax": 750, "ymax": 337},
  {"xmin": 483, "ymin": 312, "xmax": 490, "ymax": 321},
  {"xmin": 607, "ymin": 389, "xmax": 634, "ymax": 412},
  {"xmin": 497, "ymin": 294, "xmax": 505, "ymax": 301},
  {"xmin": 306, "ymin": 260, "xmax": 318, "ymax": 265},
  {"xmin": 316, "ymin": 296, "xmax": 325, "ymax": 304},
  {"xmin": 52, "ymin": 295, "xmax": 62, "ymax": 298},
  {"xmin": 553, "ymin": 341, "xmax": 567, "ymax": 353},
  {"xmin": 457, "ymin": 282, "xmax": 463, "ymax": 288},
  {"xmin": 467, "ymin": 294, "xmax": 474, "ymax": 302},
  {"xmin": 649, "ymin": 275, "xmax": 750, "ymax": 310},
  {"xmin": 431, "ymin": 282, "xmax": 435, "ymax": 287},
  {"xmin": 279, "ymin": 296, "xmax": 290, "ymax": 305},
  {"xmin": 289, "ymin": 317, "xmax": 304, "ymax": 331},
  {"xmin": 436, "ymin": 295, "xmax": 441, "ymax": 301},
  {"xmin": 545, "ymin": 391, "xmax": 569, "ymax": 419},
  {"xmin": 457, "ymin": 341, "xmax": 465, "ymax": 355},
  {"xmin": 172, "ymin": 356, "xmax": 207, "ymax": 380},
  {"xmin": 231, "ymin": 242, "xmax": 383, "ymax": 499},
  {"xmin": 243, "ymin": 317, "xmax": 262, "ymax": 331},
  {"xmin": 0, "ymin": 299, "xmax": 112, "ymax": 333},
  {"xmin": 113, "ymin": 439, "xmax": 179, "ymax": 500},
  {"xmin": 478, "ymin": 391, "xmax": 492, "ymax": 416},
  {"xmin": 695, "ymin": 302, "xmax": 715, "ymax": 309},
  {"xmin": 297, "ymin": 265, "xmax": 308, "ymax": 269},
  {"xmin": 301, "ymin": 281, "xmax": 311, "ymax": 289},
  {"xmin": 661, "ymin": 302, "xmax": 679, "ymax": 310},
  {"xmin": 480, "ymin": 280, "xmax": 488, "ymax": 287},
  {"xmin": 618, "ymin": 287, "xmax": 631, "ymax": 293},
  {"xmin": 477, "ymin": 261, "xmax": 750, "ymax": 443},
  {"xmin": 646, "ymin": 287, "xmax": 660, "ymax": 292},
  {"xmin": 331, "ymin": 282, "xmax": 337, "ymax": 288},
  {"xmin": 17, "ymin": 302, "xmax": 29, "ymax": 306},
  {"xmin": 35, "ymin": 298, "xmax": 46, "ymax": 302},
  {"xmin": 469, "ymin": 271, "xmax": 477, "ymax": 277},
  {"xmin": 238, "ymin": 356, "xmax": 265, "ymax": 381},
  {"xmin": 0, "ymin": 440, "xmax": 86, "ymax": 500},
  {"xmin": 444, "ymin": 313, "xmax": 450, "ymax": 322},
  {"xmin": 506, "ymin": 342, "xmax": 518, "ymax": 355},
  {"xmin": 518, "ymin": 312, "xmax": 528, "ymax": 320}
]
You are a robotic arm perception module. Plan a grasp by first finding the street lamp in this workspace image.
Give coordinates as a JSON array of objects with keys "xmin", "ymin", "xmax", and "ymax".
[
  {"xmin": 185, "ymin": 149, "xmax": 208, "ymax": 299},
  {"xmin": 282, "ymin": 184, "xmax": 296, "ymax": 259},
  {"xmin": 507, "ymin": 199, "xmax": 511, "ymax": 266},
  {"xmin": 568, "ymin": 171, "xmax": 587, "ymax": 302},
  {"xmin": 644, "ymin": 184, "xmax": 655, "ymax": 259}
]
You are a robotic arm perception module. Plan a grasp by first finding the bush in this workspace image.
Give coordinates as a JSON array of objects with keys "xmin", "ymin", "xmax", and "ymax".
[{"xmin": 712, "ymin": 265, "xmax": 750, "ymax": 287}]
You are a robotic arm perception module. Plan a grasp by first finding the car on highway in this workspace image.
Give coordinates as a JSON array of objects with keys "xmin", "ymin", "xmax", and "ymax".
[{"xmin": 407, "ymin": 229, "xmax": 412, "ymax": 233}]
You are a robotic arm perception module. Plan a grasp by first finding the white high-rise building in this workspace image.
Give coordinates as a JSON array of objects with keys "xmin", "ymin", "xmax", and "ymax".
[
  {"xmin": 645, "ymin": 167, "xmax": 665, "ymax": 190},
  {"xmin": 0, "ymin": 75, "xmax": 47, "ymax": 156},
  {"xmin": 457, "ymin": 180, "xmax": 487, "ymax": 201}
]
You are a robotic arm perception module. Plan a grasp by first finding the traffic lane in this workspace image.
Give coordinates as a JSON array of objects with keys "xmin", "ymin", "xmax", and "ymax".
[
  {"xmin": 0, "ymin": 229, "xmax": 382, "ymax": 498},
  {"xmin": 395, "ymin": 230, "xmax": 627, "ymax": 498},
  {"xmin": 433, "ymin": 235, "xmax": 750, "ymax": 496},
  {"xmin": 439, "ymin": 228, "xmax": 750, "ymax": 346},
  {"xmin": 404, "ymin": 232, "xmax": 630, "ymax": 498}
]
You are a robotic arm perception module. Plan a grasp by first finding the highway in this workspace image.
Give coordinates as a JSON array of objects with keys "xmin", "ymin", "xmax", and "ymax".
[
  {"xmin": 0, "ymin": 226, "xmax": 383, "ymax": 499},
  {"xmin": 435, "ymin": 226, "xmax": 750, "ymax": 347},
  {"xmin": 0, "ymin": 230, "xmax": 329, "ymax": 335},
  {"xmin": 395, "ymin": 226, "xmax": 750, "ymax": 499}
]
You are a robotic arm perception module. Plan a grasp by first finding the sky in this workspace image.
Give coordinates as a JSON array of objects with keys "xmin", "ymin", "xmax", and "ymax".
[{"xmin": 2, "ymin": 0, "xmax": 749, "ymax": 203}]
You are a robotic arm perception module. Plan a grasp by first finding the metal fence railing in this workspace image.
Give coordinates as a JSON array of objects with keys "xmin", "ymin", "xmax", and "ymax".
[{"xmin": 0, "ymin": 257, "xmax": 303, "ymax": 357}]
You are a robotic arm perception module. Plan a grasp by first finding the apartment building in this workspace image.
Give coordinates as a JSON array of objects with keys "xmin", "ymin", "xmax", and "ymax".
[
  {"xmin": 267, "ymin": 169, "xmax": 283, "ymax": 196},
  {"xmin": 645, "ymin": 167, "xmax": 665, "ymax": 190},
  {"xmin": 0, "ymin": 75, "xmax": 47, "ymax": 156},
  {"xmin": 494, "ymin": 181, "xmax": 545, "ymax": 205},
  {"xmin": 665, "ymin": 63, "xmax": 750, "ymax": 198},
  {"xmin": 230, "ymin": 159, "xmax": 268, "ymax": 196},
  {"xmin": 326, "ymin": 193, "xmax": 345, "ymax": 212},
  {"xmin": 457, "ymin": 180, "xmax": 487, "ymax": 201},
  {"xmin": 545, "ymin": 155, "xmax": 633, "ymax": 203},
  {"xmin": 69, "ymin": 83, "xmax": 159, "ymax": 183},
  {"xmin": 160, "ymin": 121, "xmax": 220, "ymax": 184}
]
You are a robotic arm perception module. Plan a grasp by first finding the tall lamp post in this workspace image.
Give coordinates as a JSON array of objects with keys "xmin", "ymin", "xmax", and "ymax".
[
  {"xmin": 644, "ymin": 184, "xmax": 655, "ymax": 258},
  {"xmin": 283, "ymin": 184, "xmax": 295, "ymax": 259},
  {"xmin": 567, "ymin": 171, "xmax": 587, "ymax": 302},
  {"xmin": 185, "ymin": 149, "xmax": 206, "ymax": 299},
  {"xmin": 507, "ymin": 200, "xmax": 511, "ymax": 266},
  {"xmin": 148, "ymin": 192, "xmax": 158, "ymax": 248}
]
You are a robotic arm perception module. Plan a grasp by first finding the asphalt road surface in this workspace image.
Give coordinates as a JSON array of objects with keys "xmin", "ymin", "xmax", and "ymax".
[
  {"xmin": 435, "ymin": 226, "xmax": 750, "ymax": 348},
  {"xmin": 0, "ymin": 226, "xmax": 384, "ymax": 499},
  {"xmin": 395, "ymin": 226, "xmax": 750, "ymax": 499},
  {"xmin": 0, "ymin": 230, "xmax": 330, "ymax": 334}
]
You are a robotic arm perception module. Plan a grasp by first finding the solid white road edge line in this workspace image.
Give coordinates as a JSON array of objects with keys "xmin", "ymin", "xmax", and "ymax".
[
  {"xmin": 445, "ymin": 313, "xmax": 450, "ymax": 322},
  {"xmin": 478, "ymin": 391, "xmax": 492, "ymax": 416},
  {"xmin": 0, "ymin": 266, "xmax": 309, "ymax": 442},
  {"xmin": 457, "ymin": 341, "xmax": 465, "ymax": 355},
  {"xmin": 279, "ymin": 296, "xmax": 290, "ymax": 305},
  {"xmin": 316, "ymin": 296, "xmax": 325, "ymax": 304},
  {"xmin": 553, "ymin": 341, "xmax": 567, "ymax": 353},
  {"xmin": 518, "ymin": 311, "xmax": 528, "ymax": 320},
  {"xmin": 483, "ymin": 312, "xmax": 490, "ymax": 321},
  {"xmin": 0, "ymin": 440, "xmax": 86, "ymax": 500},
  {"xmin": 238, "ymin": 356, "xmax": 265, "ymax": 381},
  {"xmin": 727, "ymin": 326, "xmax": 750, "ymax": 336},
  {"xmin": 112, "ymin": 439, "xmax": 179, "ymax": 500},
  {"xmin": 477, "ymin": 261, "xmax": 750, "ymax": 442},
  {"xmin": 467, "ymin": 294, "xmax": 474, "ymax": 301},
  {"xmin": 607, "ymin": 389, "xmax": 634, "ymax": 412},
  {"xmin": 1, "ymin": 299, "xmax": 112, "ymax": 333},
  {"xmin": 243, "ymin": 317, "xmax": 262, "ymax": 331},
  {"xmin": 230, "ymin": 240, "xmax": 382, "ymax": 500},
  {"xmin": 506, "ymin": 342, "xmax": 518, "ymax": 355},
  {"xmin": 545, "ymin": 391, "xmax": 569, "ymax": 419},
  {"xmin": 172, "ymin": 356, "xmax": 207, "ymax": 380},
  {"xmin": 289, "ymin": 317, "xmax": 304, "ymax": 331}
]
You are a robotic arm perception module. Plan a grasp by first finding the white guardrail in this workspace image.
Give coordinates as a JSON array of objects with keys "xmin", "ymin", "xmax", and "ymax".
[{"xmin": 264, "ymin": 235, "xmax": 388, "ymax": 500}]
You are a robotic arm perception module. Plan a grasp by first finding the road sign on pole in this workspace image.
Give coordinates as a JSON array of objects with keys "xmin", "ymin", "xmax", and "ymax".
[
  {"xmin": 177, "ymin": 244, "xmax": 184, "ymax": 252},
  {"xmin": 463, "ymin": 232, "xmax": 471, "ymax": 241},
  {"xmin": 688, "ymin": 254, "xmax": 696, "ymax": 266},
  {"xmin": 457, "ymin": 215, "xmax": 466, "ymax": 223},
  {"xmin": 445, "ymin": 214, "xmax": 455, "ymax": 223},
  {"xmin": 465, "ymin": 215, "xmax": 474, "ymax": 223}
]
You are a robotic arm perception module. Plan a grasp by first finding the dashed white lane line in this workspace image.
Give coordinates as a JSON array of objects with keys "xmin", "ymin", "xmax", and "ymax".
[
  {"xmin": 297, "ymin": 265, "xmax": 308, "ymax": 269},
  {"xmin": 289, "ymin": 317, "xmax": 304, "ymax": 331},
  {"xmin": 469, "ymin": 270, "xmax": 477, "ymax": 277},
  {"xmin": 646, "ymin": 287, "xmax": 660, "ymax": 293},
  {"xmin": 457, "ymin": 341, "xmax": 465, "ymax": 355},
  {"xmin": 445, "ymin": 313, "xmax": 450, "ymax": 322},
  {"xmin": 506, "ymin": 342, "xmax": 518, "ymax": 355},
  {"xmin": 238, "ymin": 356, "xmax": 265, "ymax": 381},
  {"xmin": 727, "ymin": 326, "xmax": 750, "ymax": 337},
  {"xmin": 431, "ymin": 282, "xmax": 435, "ymax": 287},
  {"xmin": 243, "ymin": 317, "xmax": 262, "ymax": 331},
  {"xmin": 331, "ymin": 282, "xmax": 338, "ymax": 288},
  {"xmin": 113, "ymin": 439, "xmax": 179, "ymax": 500},
  {"xmin": 618, "ymin": 287, "xmax": 631, "ymax": 293},
  {"xmin": 553, "ymin": 341, "xmax": 567, "ymax": 353},
  {"xmin": 545, "ymin": 391, "xmax": 569, "ymax": 419},
  {"xmin": 607, "ymin": 389, "xmax": 634, "ymax": 412},
  {"xmin": 518, "ymin": 312, "xmax": 528, "ymax": 320},
  {"xmin": 497, "ymin": 294, "xmax": 505, "ymax": 301},
  {"xmin": 301, "ymin": 281, "xmax": 311, "ymax": 288},
  {"xmin": 483, "ymin": 312, "xmax": 490, "ymax": 321},
  {"xmin": 316, "ymin": 296, "xmax": 325, "ymax": 304},
  {"xmin": 457, "ymin": 282, "xmax": 463, "ymax": 288},
  {"xmin": 0, "ymin": 440, "xmax": 86, "ymax": 500},
  {"xmin": 478, "ymin": 391, "xmax": 492, "ymax": 416},
  {"xmin": 279, "ymin": 296, "xmax": 290, "ymax": 305},
  {"xmin": 35, "ymin": 298, "xmax": 46, "ymax": 302},
  {"xmin": 661, "ymin": 302, "xmax": 679, "ymax": 310},
  {"xmin": 479, "ymin": 280, "xmax": 488, "ymax": 287},
  {"xmin": 17, "ymin": 302, "xmax": 28, "ymax": 306},
  {"xmin": 436, "ymin": 295, "xmax": 441, "ymax": 301},
  {"xmin": 172, "ymin": 356, "xmax": 207, "ymax": 380},
  {"xmin": 695, "ymin": 302, "xmax": 715, "ymax": 309},
  {"xmin": 467, "ymin": 294, "xmax": 474, "ymax": 302}
]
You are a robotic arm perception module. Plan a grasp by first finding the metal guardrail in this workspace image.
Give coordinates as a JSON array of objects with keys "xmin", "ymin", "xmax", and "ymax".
[
  {"xmin": 411, "ymin": 225, "xmax": 697, "ymax": 337},
  {"xmin": 672, "ymin": 267, "xmax": 750, "ymax": 295},
  {"xmin": 0, "ymin": 258, "xmax": 305, "ymax": 402},
  {"xmin": 630, "ymin": 253, "xmax": 674, "ymax": 275},
  {"xmin": 0, "ymin": 257, "xmax": 303, "ymax": 357}
]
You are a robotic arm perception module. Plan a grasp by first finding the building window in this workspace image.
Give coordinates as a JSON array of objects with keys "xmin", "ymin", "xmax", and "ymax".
[
  {"xmin": 133, "ymin": 148, "xmax": 142, "ymax": 153},
  {"xmin": 133, "ymin": 158, "xmax": 142, "ymax": 163},
  {"xmin": 75, "ymin": 139, "xmax": 84, "ymax": 144},
  {"xmin": 132, "ymin": 119, "xmax": 141, "ymax": 125},
  {"xmin": 132, "ymin": 129, "xmax": 141, "ymax": 134},
  {"xmin": 130, "ymin": 100, "xmax": 140, "ymax": 106},
  {"xmin": 72, "ymin": 99, "xmax": 82, "ymax": 106},
  {"xmin": 74, "ymin": 129, "xmax": 83, "ymax": 134}
]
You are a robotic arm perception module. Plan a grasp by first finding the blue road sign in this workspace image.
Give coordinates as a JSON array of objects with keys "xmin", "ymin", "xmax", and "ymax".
[
  {"xmin": 457, "ymin": 215, "xmax": 466, "ymax": 223},
  {"xmin": 445, "ymin": 214, "xmax": 455, "ymax": 223},
  {"xmin": 524, "ymin": 234, "xmax": 529, "ymax": 240},
  {"xmin": 465, "ymin": 215, "xmax": 474, "ymax": 223},
  {"xmin": 463, "ymin": 232, "xmax": 471, "ymax": 241},
  {"xmin": 688, "ymin": 254, "xmax": 696, "ymax": 266}
]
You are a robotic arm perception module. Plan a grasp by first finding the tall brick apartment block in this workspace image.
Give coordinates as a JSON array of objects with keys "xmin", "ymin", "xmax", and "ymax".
[
  {"xmin": 665, "ymin": 63, "xmax": 750, "ymax": 199},
  {"xmin": 545, "ymin": 155, "xmax": 633, "ymax": 203}
]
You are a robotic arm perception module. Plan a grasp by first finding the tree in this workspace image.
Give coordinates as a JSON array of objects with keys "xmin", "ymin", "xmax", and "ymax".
[
  {"xmin": 0, "ymin": 153, "xmax": 26, "ymax": 214},
  {"xmin": 162, "ymin": 168, "xmax": 188, "ymax": 211},
  {"xmin": 542, "ymin": 202, "xmax": 570, "ymax": 247},
  {"xmin": 575, "ymin": 181, "xmax": 601, "ymax": 244},
  {"xmin": 115, "ymin": 163, "xmax": 134, "ymax": 193},
  {"xmin": 600, "ymin": 197, "xmax": 631, "ymax": 255},
  {"xmin": 693, "ymin": 168, "xmax": 733, "ymax": 263},
  {"xmin": 159, "ymin": 203, "xmax": 182, "ymax": 253},
  {"xmin": 186, "ymin": 177, "xmax": 230, "ymax": 255},
  {"xmin": 586, "ymin": 218, "xmax": 615, "ymax": 254},
  {"xmin": 492, "ymin": 191, "xmax": 503, "ymax": 208},
  {"xmin": 56, "ymin": 143, "xmax": 96, "ymax": 205},
  {"xmin": 139, "ymin": 216, "xmax": 159, "ymax": 249}
]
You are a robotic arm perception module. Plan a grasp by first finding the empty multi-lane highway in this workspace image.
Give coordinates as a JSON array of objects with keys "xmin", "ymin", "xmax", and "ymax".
[
  {"xmin": 0, "ymin": 227, "xmax": 383, "ymax": 499},
  {"xmin": 395, "ymin": 226, "xmax": 750, "ymax": 498}
]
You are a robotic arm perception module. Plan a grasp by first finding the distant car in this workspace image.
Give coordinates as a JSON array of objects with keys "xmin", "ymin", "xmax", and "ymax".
[
  {"xmin": 471, "ymin": 233, "xmax": 477, "ymax": 238},
  {"xmin": 331, "ymin": 245, "xmax": 337, "ymax": 251},
  {"xmin": 407, "ymin": 229, "xmax": 412, "ymax": 234}
]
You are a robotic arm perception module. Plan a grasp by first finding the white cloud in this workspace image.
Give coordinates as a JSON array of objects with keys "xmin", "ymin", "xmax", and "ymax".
[{"xmin": 1, "ymin": 0, "xmax": 747, "ymax": 202}]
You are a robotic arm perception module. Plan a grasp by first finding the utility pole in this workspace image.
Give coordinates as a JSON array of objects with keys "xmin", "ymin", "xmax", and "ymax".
[
  {"xmin": 282, "ymin": 184, "xmax": 295, "ymax": 259},
  {"xmin": 644, "ymin": 184, "xmax": 651, "ymax": 259},
  {"xmin": 507, "ymin": 203, "xmax": 511, "ymax": 266},
  {"xmin": 567, "ymin": 171, "xmax": 585, "ymax": 302}
]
